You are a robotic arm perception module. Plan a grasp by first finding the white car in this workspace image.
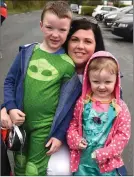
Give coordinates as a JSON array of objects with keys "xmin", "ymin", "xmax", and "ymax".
[
  {"xmin": 92, "ymin": 5, "xmax": 119, "ymax": 20},
  {"xmin": 70, "ymin": 4, "xmax": 79, "ymax": 14}
]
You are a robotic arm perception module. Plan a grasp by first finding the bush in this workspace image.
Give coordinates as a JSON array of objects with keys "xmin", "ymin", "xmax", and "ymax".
[
  {"xmin": 81, "ymin": 6, "xmax": 96, "ymax": 16},
  {"xmin": 5, "ymin": 0, "xmax": 46, "ymax": 13},
  {"xmin": 113, "ymin": 2, "xmax": 129, "ymax": 8},
  {"xmin": 82, "ymin": 0, "xmax": 102, "ymax": 6}
]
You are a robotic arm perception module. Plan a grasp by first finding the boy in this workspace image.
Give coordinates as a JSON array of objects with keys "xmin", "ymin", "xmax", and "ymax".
[{"xmin": 2, "ymin": 1, "xmax": 74, "ymax": 175}]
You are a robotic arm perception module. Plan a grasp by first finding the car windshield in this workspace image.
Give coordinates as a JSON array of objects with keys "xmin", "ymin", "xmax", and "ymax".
[
  {"xmin": 121, "ymin": 6, "xmax": 133, "ymax": 12},
  {"xmin": 127, "ymin": 9, "xmax": 133, "ymax": 14},
  {"xmin": 70, "ymin": 4, "xmax": 78, "ymax": 8}
]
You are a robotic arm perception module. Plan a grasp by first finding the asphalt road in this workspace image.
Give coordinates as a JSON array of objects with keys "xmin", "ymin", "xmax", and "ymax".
[{"xmin": 0, "ymin": 11, "xmax": 133, "ymax": 175}]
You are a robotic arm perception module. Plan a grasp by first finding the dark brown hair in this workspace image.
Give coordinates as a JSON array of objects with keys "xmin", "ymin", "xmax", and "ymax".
[{"xmin": 64, "ymin": 17, "xmax": 105, "ymax": 53}]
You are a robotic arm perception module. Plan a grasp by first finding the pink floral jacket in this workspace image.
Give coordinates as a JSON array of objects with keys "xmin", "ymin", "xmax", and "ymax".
[{"xmin": 67, "ymin": 51, "xmax": 131, "ymax": 173}]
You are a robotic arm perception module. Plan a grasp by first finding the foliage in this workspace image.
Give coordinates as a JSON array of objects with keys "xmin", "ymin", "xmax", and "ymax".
[
  {"xmin": 113, "ymin": 2, "xmax": 129, "ymax": 7},
  {"xmin": 5, "ymin": 0, "xmax": 46, "ymax": 13},
  {"xmin": 81, "ymin": 6, "xmax": 96, "ymax": 16},
  {"xmin": 82, "ymin": 0, "xmax": 102, "ymax": 6}
]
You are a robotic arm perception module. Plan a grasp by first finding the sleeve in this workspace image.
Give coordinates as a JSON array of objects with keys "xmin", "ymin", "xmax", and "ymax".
[
  {"xmin": 4, "ymin": 51, "xmax": 21, "ymax": 112},
  {"xmin": 95, "ymin": 101, "xmax": 131, "ymax": 164},
  {"xmin": 62, "ymin": 57, "xmax": 75, "ymax": 83},
  {"xmin": 67, "ymin": 97, "xmax": 83, "ymax": 150},
  {"xmin": 52, "ymin": 104, "xmax": 75, "ymax": 142}
]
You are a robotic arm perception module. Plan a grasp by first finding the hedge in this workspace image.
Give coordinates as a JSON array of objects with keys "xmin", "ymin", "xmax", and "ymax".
[
  {"xmin": 81, "ymin": 6, "xmax": 96, "ymax": 16},
  {"xmin": 113, "ymin": 3, "xmax": 130, "ymax": 7}
]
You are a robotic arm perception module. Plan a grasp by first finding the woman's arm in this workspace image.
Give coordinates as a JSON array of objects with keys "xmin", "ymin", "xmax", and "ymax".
[
  {"xmin": 52, "ymin": 104, "xmax": 76, "ymax": 142},
  {"xmin": 48, "ymin": 73, "xmax": 82, "ymax": 142}
]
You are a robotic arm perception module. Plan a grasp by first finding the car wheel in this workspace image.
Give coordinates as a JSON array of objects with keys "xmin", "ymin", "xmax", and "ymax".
[
  {"xmin": 130, "ymin": 31, "xmax": 133, "ymax": 41},
  {"xmin": 95, "ymin": 14, "xmax": 101, "ymax": 21},
  {"xmin": 127, "ymin": 31, "xmax": 133, "ymax": 42}
]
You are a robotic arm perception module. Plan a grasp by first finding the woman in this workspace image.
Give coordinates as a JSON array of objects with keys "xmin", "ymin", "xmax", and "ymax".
[
  {"xmin": 1, "ymin": 17, "xmax": 105, "ymax": 175},
  {"xmin": 46, "ymin": 17, "xmax": 105, "ymax": 175}
]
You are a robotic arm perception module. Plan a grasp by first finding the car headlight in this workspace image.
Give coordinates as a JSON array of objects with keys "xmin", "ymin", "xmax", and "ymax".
[
  {"xmin": 107, "ymin": 14, "xmax": 117, "ymax": 19},
  {"xmin": 118, "ymin": 23, "xmax": 128, "ymax": 28}
]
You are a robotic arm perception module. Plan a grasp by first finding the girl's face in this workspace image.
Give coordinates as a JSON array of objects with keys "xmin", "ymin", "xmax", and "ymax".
[
  {"xmin": 89, "ymin": 69, "xmax": 117, "ymax": 100},
  {"xmin": 68, "ymin": 29, "xmax": 96, "ymax": 73}
]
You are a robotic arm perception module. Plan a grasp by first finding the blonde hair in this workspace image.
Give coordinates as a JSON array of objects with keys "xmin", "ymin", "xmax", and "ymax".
[
  {"xmin": 88, "ymin": 57, "xmax": 118, "ymax": 75},
  {"xmin": 41, "ymin": 1, "xmax": 72, "ymax": 22}
]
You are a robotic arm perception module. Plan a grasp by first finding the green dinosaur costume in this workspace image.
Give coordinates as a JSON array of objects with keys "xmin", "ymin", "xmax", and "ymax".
[{"xmin": 14, "ymin": 44, "xmax": 75, "ymax": 176}]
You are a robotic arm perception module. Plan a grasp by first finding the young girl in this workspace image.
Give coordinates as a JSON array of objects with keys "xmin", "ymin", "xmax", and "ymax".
[{"xmin": 67, "ymin": 51, "xmax": 131, "ymax": 176}]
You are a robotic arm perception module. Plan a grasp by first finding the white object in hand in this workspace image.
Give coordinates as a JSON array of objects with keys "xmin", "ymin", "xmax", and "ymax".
[{"xmin": 91, "ymin": 151, "xmax": 96, "ymax": 159}]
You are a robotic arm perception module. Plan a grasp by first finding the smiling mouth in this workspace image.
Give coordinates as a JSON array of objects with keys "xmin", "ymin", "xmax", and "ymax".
[
  {"xmin": 98, "ymin": 91, "xmax": 107, "ymax": 93},
  {"xmin": 50, "ymin": 40, "xmax": 60, "ymax": 44},
  {"xmin": 75, "ymin": 52, "xmax": 85, "ymax": 56}
]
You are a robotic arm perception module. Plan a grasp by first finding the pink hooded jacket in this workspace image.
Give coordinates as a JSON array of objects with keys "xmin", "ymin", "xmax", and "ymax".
[{"xmin": 67, "ymin": 51, "xmax": 131, "ymax": 173}]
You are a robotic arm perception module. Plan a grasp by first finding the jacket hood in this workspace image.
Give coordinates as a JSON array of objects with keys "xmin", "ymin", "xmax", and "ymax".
[{"xmin": 82, "ymin": 51, "xmax": 121, "ymax": 105}]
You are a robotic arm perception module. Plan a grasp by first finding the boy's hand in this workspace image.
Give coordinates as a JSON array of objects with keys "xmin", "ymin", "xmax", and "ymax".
[
  {"xmin": 45, "ymin": 137, "xmax": 62, "ymax": 155},
  {"xmin": 78, "ymin": 138, "xmax": 88, "ymax": 149},
  {"xmin": 1, "ymin": 107, "xmax": 13, "ymax": 129},
  {"xmin": 9, "ymin": 109, "xmax": 25, "ymax": 126}
]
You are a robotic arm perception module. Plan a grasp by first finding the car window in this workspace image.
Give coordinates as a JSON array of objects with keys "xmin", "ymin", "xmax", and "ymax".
[
  {"xmin": 121, "ymin": 6, "xmax": 131, "ymax": 12},
  {"xmin": 127, "ymin": 9, "xmax": 133, "ymax": 14},
  {"xmin": 70, "ymin": 4, "xmax": 78, "ymax": 8},
  {"xmin": 123, "ymin": 6, "xmax": 133, "ymax": 13},
  {"xmin": 101, "ymin": 7, "xmax": 111, "ymax": 11},
  {"xmin": 111, "ymin": 7, "xmax": 117, "ymax": 11}
]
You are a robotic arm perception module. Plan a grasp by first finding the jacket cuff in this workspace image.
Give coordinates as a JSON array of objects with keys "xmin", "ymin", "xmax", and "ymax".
[
  {"xmin": 5, "ymin": 101, "xmax": 17, "ymax": 112},
  {"xmin": 1, "ymin": 103, "xmax": 5, "ymax": 110},
  {"xmin": 95, "ymin": 149, "xmax": 108, "ymax": 164},
  {"xmin": 52, "ymin": 131, "xmax": 66, "ymax": 143}
]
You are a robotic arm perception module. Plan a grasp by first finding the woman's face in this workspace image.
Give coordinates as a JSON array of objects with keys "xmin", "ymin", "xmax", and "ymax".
[{"xmin": 68, "ymin": 29, "xmax": 96, "ymax": 73}]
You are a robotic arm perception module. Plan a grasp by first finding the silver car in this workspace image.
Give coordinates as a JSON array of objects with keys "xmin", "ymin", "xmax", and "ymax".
[{"xmin": 104, "ymin": 5, "xmax": 133, "ymax": 27}]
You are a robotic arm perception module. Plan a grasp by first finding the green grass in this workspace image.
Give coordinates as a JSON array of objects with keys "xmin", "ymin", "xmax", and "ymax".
[
  {"xmin": 6, "ymin": 1, "xmax": 45, "ymax": 15},
  {"xmin": 8, "ymin": 7, "xmax": 42, "ymax": 15}
]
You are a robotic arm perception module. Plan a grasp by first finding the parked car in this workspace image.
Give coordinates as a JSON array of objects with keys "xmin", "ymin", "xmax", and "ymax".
[
  {"xmin": 103, "ymin": 7, "xmax": 124, "ymax": 19},
  {"xmin": 70, "ymin": 4, "xmax": 79, "ymax": 14},
  {"xmin": 92, "ymin": 5, "xmax": 119, "ymax": 21},
  {"xmin": 104, "ymin": 5, "xmax": 133, "ymax": 27},
  {"xmin": 100, "ymin": 7, "xmax": 122, "ymax": 21},
  {"xmin": 111, "ymin": 15, "xmax": 133, "ymax": 41}
]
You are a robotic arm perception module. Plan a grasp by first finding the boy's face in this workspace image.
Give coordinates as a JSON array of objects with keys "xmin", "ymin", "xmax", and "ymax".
[
  {"xmin": 89, "ymin": 68, "xmax": 117, "ymax": 100},
  {"xmin": 40, "ymin": 11, "xmax": 71, "ymax": 52}
]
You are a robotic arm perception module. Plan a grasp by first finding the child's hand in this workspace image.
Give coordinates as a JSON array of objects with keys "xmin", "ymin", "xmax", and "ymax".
[
  {"xmin": 45, "ymin": 137, "xmax": 62, "ymax": 155},
  {"xmin": 78, "ymin": 138, "xmax": 88, "ymax": 149},
  {"xmin": 9, "ymin": 109, "xmax": 25, "ymax": 126},
  {"xmin": 1, "ymin": 107, "xmax": 13, "ymax": 129}
]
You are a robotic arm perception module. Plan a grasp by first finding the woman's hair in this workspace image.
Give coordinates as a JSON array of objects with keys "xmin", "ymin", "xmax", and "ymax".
[
  {"xmin": 41, "ymin": 1, "xmax": 72, "ymax": 22},
  {"xmin": 64, "ymin": 17, "xmax": 105, "ymax": 53},
  {"xmin": 88, "ymin": 57, "xmax": 118, "ymax": 75}
]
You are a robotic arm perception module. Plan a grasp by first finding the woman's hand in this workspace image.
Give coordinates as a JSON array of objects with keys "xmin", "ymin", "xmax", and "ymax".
[
  {"xmin": 1, "ymin": 107, "xmax": 13, "ymax": 129},
  {"xmin": 45, "ymin": 137, "xmax": 62, "ymax": 155},
  {"xmin": 9, "ymin": 109, "xmax": 25, "ymax": 126},
  {"xmin": 78, "ymin": 138, "xmax": 88, "ymax": 149}
]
